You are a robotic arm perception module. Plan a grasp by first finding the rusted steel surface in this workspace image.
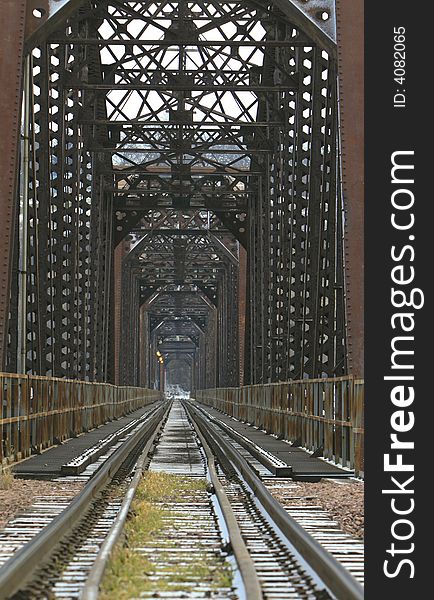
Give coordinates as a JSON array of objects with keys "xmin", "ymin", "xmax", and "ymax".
[
  {"xmin": 275, "ymin": 0, "xmax": 336, "ymax": 49},
  {"xmin": 25, "ymin": 0, "xmax": 51, "ymax": 39},
  {"xmin": 113, "ymin": 243, "xmax": 125, "ymax": 385},
  {"xmin": 352, "ymin": 379, "xmax": 364, "ymax": 475},
  {"xmin": 238, "ymin": 246, "xmax": 247, "ymax": 386},
  {"xmin": 336, "ymin": 0, "xmax": 364, "ymax": 378},
  {"xmin": 196, "ymin": 376, "xmax": 365, "ymax": 477},
  {"xmin": 0, "ymin": 372, "xmax": 162, "ymax": 466},
  {"xmin": 25, "ymin": 0, "xmax": 85, "ymax": 47},
  {"xmin": 0, "ymin": 1, "xmax": 26, "ymax": 371}
]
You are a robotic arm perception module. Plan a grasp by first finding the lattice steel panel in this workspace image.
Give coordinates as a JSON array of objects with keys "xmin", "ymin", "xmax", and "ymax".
[
  {"xmin": 9, "ymin": 10, "xmax": 115, "ymax": 380},
  {"xmin": 9, "ymin": 0, "xmax": 346, "ymax": 388}
]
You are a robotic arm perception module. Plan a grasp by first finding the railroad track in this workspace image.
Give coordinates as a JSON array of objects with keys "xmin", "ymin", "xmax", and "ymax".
[
  {"xmin": 0, "ymin": 401, "xmax": 170, "ymax": 599},
  {"xmin": 0, "ymin": 399, "xmax": 364, "ymax": 599},
  {"xmin": 185, "ymin": 400, "xmax": 364, "ymax": 600},
  {"xmin": 187, "ymin": 401, "xmax": 365, "ymax": 586}
]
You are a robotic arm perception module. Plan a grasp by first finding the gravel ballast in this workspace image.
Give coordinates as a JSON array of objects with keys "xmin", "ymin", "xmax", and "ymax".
[
  {"xmin": 269, "ymin": 478, "xmax": 364, "ymax": 539},
  {"xmin": 1, "ymin": 475, "xmax": 363, "ymax": 542},
  {"xmin": 0, "ymin": 477, "xmax": 84, "ymax": 529}
]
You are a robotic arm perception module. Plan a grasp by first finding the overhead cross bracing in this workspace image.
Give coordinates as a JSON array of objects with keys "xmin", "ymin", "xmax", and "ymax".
[
  {"xmin": 121, "ymin": 213, "xmax": 239, "ymax": 388},
  {"xmin": 4, "ymin": 0, "xmax": 346, "ymax": 390}
]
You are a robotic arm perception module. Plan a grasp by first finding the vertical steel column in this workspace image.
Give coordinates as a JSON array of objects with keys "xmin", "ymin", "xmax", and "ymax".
[
  {"xmin": 17, "ymin": 55, "xmax": 31, "ymax": 374},
  {"xmin": 139, "ymin": 303, "xmax": 148, "ymax": 387},
  {"xmin": 113, "ymin": 242, "xmax": 124, "ymax": 385},
  {"xmin": 0, "ymin": 1, "xmax": 26, "ymax": 371},
  {"xmin": 238, "ymin": 246, "xmax": 247, "ymax": 386},
  {"xmin": 336, "ymin": 0, "xmax": 364, "ymax": 377},
  {"xmin": 120, "ymin": 262, "xmax": 135, "ymax": 385}
]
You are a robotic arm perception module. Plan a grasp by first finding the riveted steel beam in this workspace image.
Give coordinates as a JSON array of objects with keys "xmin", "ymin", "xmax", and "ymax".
[
  {"xmin": 0, "ymin": 1, "xmax": 26, "ymax": 371},
  {"xmin": 25, "ymin": 0, "xmax": 86, "ymax": 47},
  {"xmin": 9, "ymin": 0, "xmax": 345, "ymax": 389},
  {"xmin": 336, "ymin": 0, "xmax": 364, "ymax": 377},
  {"xmin": 273, "ymin": 0, "xmax": 336, "ymax": 51}
]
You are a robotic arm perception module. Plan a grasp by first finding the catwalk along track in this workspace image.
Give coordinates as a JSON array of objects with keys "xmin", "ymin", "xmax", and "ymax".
[{"xmin": 0, "ymin": 399, "xmax": 364, "ymax": 599}]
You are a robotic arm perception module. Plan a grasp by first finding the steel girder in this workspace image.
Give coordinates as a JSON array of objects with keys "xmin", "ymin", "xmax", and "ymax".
[
  {"xmin": 244, "ymin": 37, "xmax": 345, "ymax": 383},
  {"xmin": 0, "ymin": 1, "xmax": 26, "ymax": 372},
  {"xmin": 7, "ymin": 6, "xmax": 115, "ymax": 380},
  {"xmin": 24, "ymin": 1, "xmax": 336, "ymax": 50},
  {"xmin": 82, "ymin": 0, "xmax": 343, "ymax": 385},
  {"xmin": 336, "ymin": 0, "xmax": 364, "ymax": 378},
  {"xmin": 6, "ymin": 0, "xmax": 347, "ymax": 389}
]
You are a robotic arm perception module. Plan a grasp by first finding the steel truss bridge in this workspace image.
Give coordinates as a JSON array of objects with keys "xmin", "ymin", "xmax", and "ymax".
[{"xmin": 0, "ymin": 0, "xmax": 363, "ymax": 395}]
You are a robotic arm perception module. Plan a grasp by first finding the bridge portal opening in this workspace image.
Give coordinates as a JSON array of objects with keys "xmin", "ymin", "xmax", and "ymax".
[{"xmin": 165, "ymin": 358, "xmax": 192, "ymax": 397}]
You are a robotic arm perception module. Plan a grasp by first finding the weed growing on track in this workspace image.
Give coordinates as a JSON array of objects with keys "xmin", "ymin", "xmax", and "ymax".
[
  {"xmin": 100, "ymin": 472, "xmax": 233, "ymax": 599},
  {"xmin": 0, "ymin": 469, "xmax": 14, "ymax": 490}
]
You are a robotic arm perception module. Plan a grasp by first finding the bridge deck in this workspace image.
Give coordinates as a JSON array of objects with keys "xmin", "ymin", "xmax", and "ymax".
[
  {"xmin": 12, "ymin": 402, "xmax": 159, "ymax": 479},
  {"xmin": 194, "ymin": 401, "xmax": 353, "ymax": 479}
]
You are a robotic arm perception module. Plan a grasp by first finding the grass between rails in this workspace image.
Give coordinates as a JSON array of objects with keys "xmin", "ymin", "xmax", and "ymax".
[{"xmin": 100, "ymin": 472, "xmax": 233, "ymax": 599}]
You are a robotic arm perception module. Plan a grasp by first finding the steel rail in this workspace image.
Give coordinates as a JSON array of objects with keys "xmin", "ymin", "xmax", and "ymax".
[
  {"xmin": 189, "ymin": 400, "xmax": 293, "ymax": 476},
  {"xmin": 81, "ymin": 400, "xmax": 262, "ymax": 600},
  {"xmin": 185, "ymin": 400, "xmax": 364, "ymax": 600},
  {"xmin": 80, "ymin": 403, "xmax": 171, "ymax": 600},
  {"xmin": 0, "ymin": 401, "xmax": 169, "ymax": 600},
  {"xmin": 187, "ymin": 408, "xmax": 263, "ymax": 600}
]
